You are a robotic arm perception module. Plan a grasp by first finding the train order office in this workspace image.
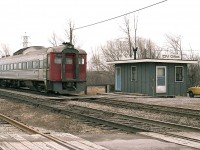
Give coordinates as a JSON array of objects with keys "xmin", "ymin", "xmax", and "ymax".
[{"xmin": 107, "ymin": 59, "xmax": 197, "ymax": 97}]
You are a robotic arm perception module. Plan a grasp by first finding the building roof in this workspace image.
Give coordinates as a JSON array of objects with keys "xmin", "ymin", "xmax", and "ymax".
[{"xmin": 107, "ymin": 59, "xmax": 198, "ymax": 65}]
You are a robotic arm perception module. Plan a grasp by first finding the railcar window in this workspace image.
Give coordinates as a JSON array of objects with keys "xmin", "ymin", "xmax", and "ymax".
[
  {"xmin": 26, "ymin": 62, "xmax": 29, "ymax": 69},
  {"xmin": 78, "ymin": 58, "xmax": 84, "ymax": 65},
  {"xmin": 4, "ymin": 64, "xmax": 6, "ymax": 70},
  {"xmin": 66, "ymin": 58, "xmax": 72, "ymax": 64},
  {"xmin": 14, "ymin": 63, "xmax": 17, "ymax": 70},
  {"xmin": 39, "ymin": 60, "xmax": 43, "ymax": 69},
  {"xmin": 18, "ymin": 62, "xmax": 22, "ymax": 69},
  {"xmin": 55, "ymin": 56, "xmax": 62, "ymax": 64},
  {"xmin": 27, "ymin": 61, "xmax": 33, "ymax": 69},
  {"xmin": 33, "ymin": 60, "xmax": 39, "ymax": 69},
  {"xmin": 7, "ymin": 64, "xmax": 10, "ymax": 70},
  {"xmin": 10, "ymin": 64, "xmax": 14, "ymax": 70},
  {"xmin": 23, "ymin": 62, "xmax": 27, "ymax": 69},
  {"xmin": 47, "ymin": 55, "xmax": 50, "ymax": 68},
  {"xmin": 43, "ymin": 59, "xmax": 47, "ymax": 68}
]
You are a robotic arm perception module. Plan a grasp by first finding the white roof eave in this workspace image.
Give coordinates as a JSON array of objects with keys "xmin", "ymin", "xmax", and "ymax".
[{"xmin": 107, "ymin": 59, "xmax": 198, "ymax": 65}]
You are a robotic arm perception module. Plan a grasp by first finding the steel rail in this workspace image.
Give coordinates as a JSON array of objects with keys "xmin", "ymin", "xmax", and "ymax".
[
  {"xmin": 1, "ymin": 89, "xmax": 200, "ymax": 148},
  {"xmin": 0, "ymin": 113, "xmax": 81, "ymax": 150},
  {"xmin": 1, "ymin": 89, "xmax": 200, "ymax": 133},
  {"xmin": 73, "ymin": 97, "xmax": 200, "ymax": 118}
]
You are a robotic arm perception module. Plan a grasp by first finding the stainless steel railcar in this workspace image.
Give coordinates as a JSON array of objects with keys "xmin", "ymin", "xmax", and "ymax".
[{"xmin": 0, "ymin": 43, "xmax": 87, "ymax": 94}]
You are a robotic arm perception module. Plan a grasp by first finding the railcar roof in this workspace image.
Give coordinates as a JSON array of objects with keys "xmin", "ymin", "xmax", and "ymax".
[
  {"xmin": 47, "ymin": 45, "xmax": 87, "ymax": 54},
  {"xmin": 13, "ymin": 46, "xmax": 46, "ymax": 55},
  {"xmin": 13, "ymin": 45, "xmax": 86, "ymax": 56}
]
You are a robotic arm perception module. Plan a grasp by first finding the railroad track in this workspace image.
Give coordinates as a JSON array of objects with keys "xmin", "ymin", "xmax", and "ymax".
[
  {"xmin": 0, "ymin": 113, "xmax": 92, "ymax": 150},
  {"xmin": 0, "ymin": 114, "xmax": 26, "ymax": 134},
  {"xmin": 1, "ymin": 89, "xmax": 200, "ymax": 149},
  {"xmin": 72, "ymin": 96, "xmax": 200, "ymax": 119}
]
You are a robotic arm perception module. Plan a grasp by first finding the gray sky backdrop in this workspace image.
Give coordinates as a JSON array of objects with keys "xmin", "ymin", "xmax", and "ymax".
[{"xmin": 0, "ymin": 0, "xmax": 199, "ymax": 55}]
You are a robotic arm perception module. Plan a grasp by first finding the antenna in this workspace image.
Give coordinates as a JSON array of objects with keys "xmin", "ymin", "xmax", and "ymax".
[{"xmin": 22, "ymin": 32, "xmax": 30, "ymax": 48}]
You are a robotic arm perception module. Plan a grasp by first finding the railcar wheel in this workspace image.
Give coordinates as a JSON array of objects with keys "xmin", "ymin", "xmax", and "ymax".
[{"xmin": 189, "ymin": 91, "xmax": 194, "ymax": 98}]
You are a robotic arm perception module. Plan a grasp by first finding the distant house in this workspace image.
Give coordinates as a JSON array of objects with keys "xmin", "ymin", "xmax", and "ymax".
[{"xmin": 107, "ymin": 59, "xmax": 197, "ymax": 97}]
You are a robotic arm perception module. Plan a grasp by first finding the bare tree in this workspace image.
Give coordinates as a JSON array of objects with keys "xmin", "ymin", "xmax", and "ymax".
[
  {"xmin": 120, "ymin": 15, "xmax": 138, "ymax": 58},
  {"xmin": 64, "ymin": 19, "xmax": 77, "ymax": 45},
  {"xmin": 89, "ymin": 47, "xmax": 114, "ymax": 72},
  {"xmin": 184, "ymin": 47, "xmax": 200, "ymax": 86},
  {"xmin": 137, "ymin": 37, "xmax": 161, "ymax": 59},
  {"xmin": 165, "ymin": 33, "xmax": 183, "ymax": 59},
  {"xmin": 120, "ymin": 17, "xmax": 133, "ymax": 57},
  {"xmin": 0, "ymin": 43, "xmax": 11, "ymax": 57},
  {"xmin": 101, "ymin": 39, "xmax": 130, "ymax": 61},
  {"xmin": 48, "ymin": 19, "xmax": 78, "ymax": 47},
  {"xmin": 48, "ymin": 32, "xmax": 59, "ymax": 47},
  {"xmin": 87, "ymin": 47, "xmax": 115, "ymax": 86}
]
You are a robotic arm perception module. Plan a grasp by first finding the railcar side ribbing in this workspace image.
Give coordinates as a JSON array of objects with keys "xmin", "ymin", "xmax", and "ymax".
[{"xmin": 0, "ymin": 43, "xmax": 87, "ymax": 94}]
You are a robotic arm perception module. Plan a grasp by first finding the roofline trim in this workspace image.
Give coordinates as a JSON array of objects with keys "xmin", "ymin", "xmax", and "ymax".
[{"xmin": 107, "ymin": 59, "xmax": 198, "ymax": 64}]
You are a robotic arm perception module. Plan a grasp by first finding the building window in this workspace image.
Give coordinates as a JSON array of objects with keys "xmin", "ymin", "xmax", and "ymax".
[
  {"xmin": 175, "ymin": 66, "xmax": 183, "ymax": 82},
  {"xmin": 131, "ymin": 66, "xmax": 137, "ymax": 81}
]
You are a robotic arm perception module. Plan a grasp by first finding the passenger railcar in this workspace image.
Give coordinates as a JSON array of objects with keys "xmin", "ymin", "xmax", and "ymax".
[{"xmin": 0, "ymin": 43, "xmax": 87, "ymax": 94}]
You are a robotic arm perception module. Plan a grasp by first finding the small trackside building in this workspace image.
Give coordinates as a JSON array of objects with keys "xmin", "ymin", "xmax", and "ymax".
[{"xmin": 107, "ymin": 59, "xmax": 198, "ymax": 97}]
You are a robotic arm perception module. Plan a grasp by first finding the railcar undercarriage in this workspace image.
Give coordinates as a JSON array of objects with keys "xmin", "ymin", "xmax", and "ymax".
[{"xmin": 0, "ymin": 78, "xmax": 86, "ymax": 95}]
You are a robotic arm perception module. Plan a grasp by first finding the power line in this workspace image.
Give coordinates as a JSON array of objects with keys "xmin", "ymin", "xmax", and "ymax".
[{"xmin": 74, "ymin": 0, "xmax": 168, "ymax": 30}]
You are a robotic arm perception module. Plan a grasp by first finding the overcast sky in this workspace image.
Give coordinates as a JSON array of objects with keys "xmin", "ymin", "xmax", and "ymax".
[{"xmin": 0, "ymin": 0, "xmax": 199, "ymax": 55}]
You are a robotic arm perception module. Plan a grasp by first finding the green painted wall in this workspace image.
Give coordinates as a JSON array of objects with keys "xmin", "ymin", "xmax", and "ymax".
[{"xmin": 116, "ymin": 62, "xmax": 188, "ymax": 97}]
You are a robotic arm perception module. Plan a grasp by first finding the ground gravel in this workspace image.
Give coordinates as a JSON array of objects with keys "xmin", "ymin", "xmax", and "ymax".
[
  {"xmin": 1, "ymin": 95, "xmax": 199, "ymax": 135},
  {"xmin": 68, "ymin": 100, "xmax": 200, "ymax": 128},
  {"xmin": 0, "ymin": 98, "xmax": 114, "ymax": 134}
]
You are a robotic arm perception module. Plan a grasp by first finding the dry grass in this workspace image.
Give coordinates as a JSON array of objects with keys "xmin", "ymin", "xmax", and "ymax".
[{"xmin": 0, "ymin": 99, "xmax": 113, "ymax": 134}]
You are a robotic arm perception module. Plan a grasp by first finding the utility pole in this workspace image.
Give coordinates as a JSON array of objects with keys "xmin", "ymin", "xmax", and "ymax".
[
  {"xmin": 69, "ymin": 27, "xmax": 73, "ymax": 44},
  {"xmin": 22, "ymin": 32, "xmax": 30, "ymax": 48},
  {"xmin": 133, "ymin": 15, "xmax": 138, "ymax": 60}
]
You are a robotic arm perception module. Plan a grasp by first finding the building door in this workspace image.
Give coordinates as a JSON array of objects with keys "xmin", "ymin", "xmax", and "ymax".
[
  {"xmin": 115, "ymin": 67, "xmax": 121, "ymax": 91},
  {"xmin": 156, "ymin": 66, "xmax": 166, "ymax": 93}
]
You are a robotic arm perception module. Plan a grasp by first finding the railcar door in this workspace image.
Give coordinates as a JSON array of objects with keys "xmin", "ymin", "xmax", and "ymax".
[{"xmin": 65, "ymin": 54, "xmax": 75, "ymax": 79}]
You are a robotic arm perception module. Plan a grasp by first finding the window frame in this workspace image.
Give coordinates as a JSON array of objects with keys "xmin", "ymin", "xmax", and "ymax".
[
  {"xmin": 175, "ymin": 66, "xmax": 184, "ymax": 82},
  {"xmin": 33, "ymin": 60, "xmax": 39, "ymax": 69},
  {"xmin": 66, "ymin": 57, "xmax": 73, "ymax": 64},
  {"xmin": 22, "ymin": 62, "xmax": 27, "ymax": 70},
  {"xmin": 39, "ymin": 60, "xmax": 43, "ymax": 69},
  {"xmin": 78, "ymin": 57, "xmax": 84, "ymax": 65},
  {"xmin": 54, "ymin": 55, "xmax": 62, "ymax": 64},
  {"xmin": 18, "ymin": 62, "xmax": 22, "ymax": 69},
  {"xmin": 131, "ymin": 66, "xmax": 137, "ymax": 81}
]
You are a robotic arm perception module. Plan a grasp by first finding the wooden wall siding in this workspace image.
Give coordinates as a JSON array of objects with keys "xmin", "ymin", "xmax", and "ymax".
[{"xmin": 116, "ymin": 62, "xmax": 188, "ymax": 96}]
